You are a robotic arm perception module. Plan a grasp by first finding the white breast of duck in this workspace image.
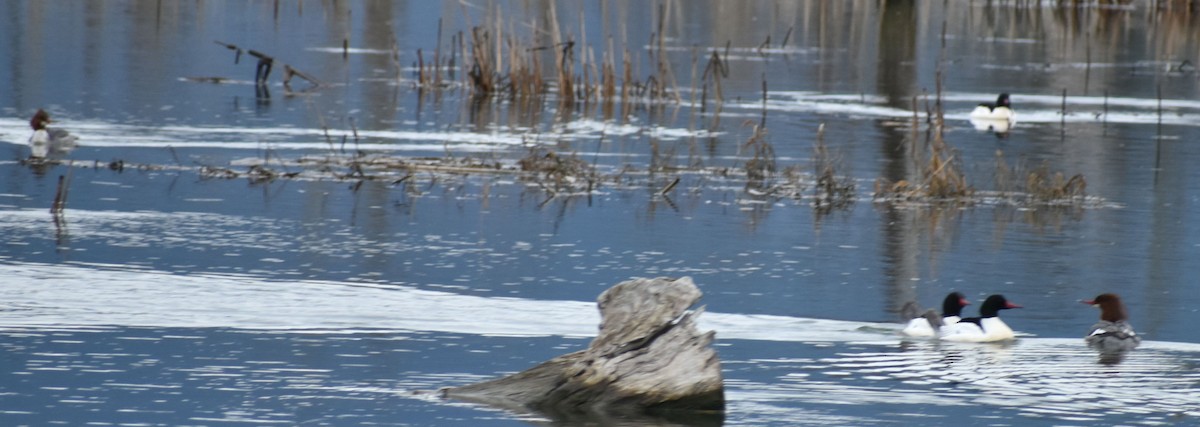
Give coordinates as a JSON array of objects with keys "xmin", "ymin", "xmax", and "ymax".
[
  {"xmin": 902, "ymin": 315, "xmax": 963, "ymax": 338},
  {"xmin": 938, "ymin": 294, "xmax": 1021, "ymax": 343},
  {"xmin": 941, "ymin": 317, "xmax": 1015, "ymax": 342},
  {"xmin": 29, "ymin": 129, "xmax": 51, "ymax": 158},
  {"xmin": 969, "ymin": 93, "xmax": 1015, "ymax": 121},
  {"xmin": 901, "ymin": 292, "xmax": 970, "ymax": 338}
]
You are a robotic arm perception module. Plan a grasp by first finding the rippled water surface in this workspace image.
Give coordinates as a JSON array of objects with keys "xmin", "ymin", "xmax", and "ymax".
[{"xmin": 4, "ymin": 1, "xmax": 1200, "ymax": 425}]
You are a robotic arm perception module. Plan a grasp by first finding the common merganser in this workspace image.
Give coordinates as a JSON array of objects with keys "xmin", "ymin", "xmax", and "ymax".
[
  {"xmin": 28, "ymin": 109, "xmax": 79, "ymax": 159},
  {"xmin": 939, "ymin": 294, "xmax": 1022, "ymax": 342},
  {"xmin": 900, "ymin": 292, "xmax": 970, "ymax": 337},
  {"xmin": 969, "ymin": 116, "xmax": 1013, "ymax": 134},
  {"xmin": 969, "ymin": 93, "xmax": 1014, "ymax": 122},
  {"xmin": 1083, "ymin": 293, "xmax": 1140, "ymax": 351}
]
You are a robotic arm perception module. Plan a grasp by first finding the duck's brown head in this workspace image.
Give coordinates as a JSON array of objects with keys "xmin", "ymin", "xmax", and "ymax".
[
  {"xmin": 1083, "ymin": 293, "xmax": 1128, "ymax": 322},
  {"xmin": 29, "ymin": 109, "xmax": 51, "ymax": 131}
]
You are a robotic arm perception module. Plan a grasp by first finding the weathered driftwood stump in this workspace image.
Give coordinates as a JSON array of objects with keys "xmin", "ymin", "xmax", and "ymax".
[{"xmin": 443, "ymin": 276, "xmax": 724, "ymax": 421}]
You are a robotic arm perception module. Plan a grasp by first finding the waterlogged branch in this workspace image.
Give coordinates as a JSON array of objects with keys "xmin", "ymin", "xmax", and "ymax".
[{"xmin": 212, "ymin": 40, "xmax": 322, "ymax": 93}]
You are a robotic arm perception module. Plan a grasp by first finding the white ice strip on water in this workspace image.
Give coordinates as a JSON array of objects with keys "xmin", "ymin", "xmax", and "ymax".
[
  {"xmin": 6, "ymin": 259, "xmax": 1200, "ymax": 354},
  {"xmin": 729, "ymin": 91, "xmax": 1200, "ymax": 126},
  {"xmin": 770, "ymin": 91, "xmax": 1200, "ymax": 110},
  {"xmin": 0, "ymin": 260, "xmax": 891, "ymax": 341},
  {"xmin": 0, "ymin": 261, "xmax": 602, "ymax": 336},
  {"xmin": 980, "ymin": 59, "xmax": 1181, "ymax": 71},
  {"xmin": 0, "ymin": 116, "xmax": 716, "ymax": 152},
  {"xmin": 306, "ymin": 47, "xmax": 395, "ymax": 55}
]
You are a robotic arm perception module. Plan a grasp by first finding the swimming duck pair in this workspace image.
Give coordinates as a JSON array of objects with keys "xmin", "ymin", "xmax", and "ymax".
[{"xmin": 901, "ymin": 293, "xmax": 1021, "ymax": 342}]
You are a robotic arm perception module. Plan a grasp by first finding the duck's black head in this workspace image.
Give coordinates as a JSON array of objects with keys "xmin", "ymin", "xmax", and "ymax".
[
  {"xmin": 979, "ymin": 294, "xmax": 1021, "ymax": 318},
  {"xmin": 941, "ymin": 292, "xmax": 970, "ymax": 317},
  {"xmin": 997, "ymin": 93, "xmax": 1011, "ymax": 108}
]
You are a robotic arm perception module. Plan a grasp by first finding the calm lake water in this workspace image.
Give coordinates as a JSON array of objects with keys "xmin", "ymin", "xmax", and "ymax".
[{"xmin": 3, "ymin": 1, "xmax": 1200, "ymax": 425}]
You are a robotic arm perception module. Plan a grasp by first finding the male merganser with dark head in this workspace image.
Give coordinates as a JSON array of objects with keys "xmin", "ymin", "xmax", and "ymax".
[
  {"xmin": 939, "ymin": 294, "xmax": 1022, "ymax": 342},
  {"xmin": 28, "ymin": 109, "xmax": 79, "ymax": 159},
  {"xmin": 1082, "ymin": 293, "xmax": 1140, "ymax": 351},
  {"xmin": 969, "ymin": 93, "xmax": 1014, "ymax": 121},
  {"xmin": 900, "ymin": 292, "xmax": 970, "ymax": 337}
]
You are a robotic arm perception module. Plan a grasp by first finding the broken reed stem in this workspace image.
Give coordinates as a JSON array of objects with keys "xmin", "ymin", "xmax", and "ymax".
[
  {"xmin": 660, "ymin": 176, "xmax": 680, "ymax": 195},
  {"xmin": 391, "ymin": 36, "xmax": 402, "ymax": 83},
  {"xmin": 760, "ymin": 73, "xmax": 768, "ymax": 128},
  {"xmin": 1157, "ymin": 84, "xmax": 1163, "ymax": 130},
  {"xmin": 1085, "ymin": 33, "xmax": 1091, "ymax": 94},
  {"xmin": 757, "ymin": 35, "xmax": 771, "ymax": 53},
  {"xmin": 417, "ymin": 49, "xmax": 426, "ymax": 85},
  {"xmin": 910, "ymin": 96, "xmax": 919, "ymax": 158},
  {"xmin": 702, "ymin": 50, "xmax": 726, "ymax": 107},
  {"xmin": 688, "ymin": 45, "xmax": 700, "ymax": 117},
  {"xmin": 546, "ymin": 1, "xmax": 574, "ymax": 108},
  {"xmin": 935, "ymin": 18, "xmax": 946, "ymax": 127},
  {"xmin": 51, "ymin": 165, "xmax": 74, "ymax": 215},
  {"xmin": 654, "ymin": 1, "xmax": 682, "ymax": 103},
  {"xmin": 655, "ymin": 2, "xmax": 666, "ymax": 100},
  {"xmin": 741, "ymin": 123, "xmax": 774, "ymax": 181},
  {"xmin": 580, "ymin": 10, "xmax": 590, "ymax": 101},
  {"xmin": 604, "ymin": 36, "xmax": 617, "ymax": 102},
  {"xmin": 622, "ymin": 48, "xmax": 632, "ymax": 109},
  {"xmin": 1061, "ymin": 88, "xmax": 1067, "ymax": 121},
  {"xmin": 994, "ymin": 150, "xmax": 1010, "ymax": 195},
  {"xmin": 51, "ymin": 175, "xmax": 66, "ymax": 214},
  {"xmin": 435, "ymin": 18, "xmax": 443, "ymax": 88}
]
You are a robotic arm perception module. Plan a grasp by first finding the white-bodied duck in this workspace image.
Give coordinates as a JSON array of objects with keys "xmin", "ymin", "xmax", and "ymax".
[
  {"xmin": 28, "ymin": 109, "xmax": 79, "ymax": 159},
  {"xmin": 939, "ymin": 294, "xmax": 1022, "ymax": 342},
  {"xmin": 969, "ymin": 93, "xmax": 1015, "ymax": 122},
  {"xmin": 900, "ymin": 292, "xmax": 971, "ymax": 337},
  {"xmin": 1082, "ymin": 293, "xmax": 1140, "ymax": 351}
]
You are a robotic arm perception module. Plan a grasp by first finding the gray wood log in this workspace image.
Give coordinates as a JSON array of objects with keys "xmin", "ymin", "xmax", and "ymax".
[{"xmin": 443, "ymin": 276, "xmax": 724, "ymax": 421}]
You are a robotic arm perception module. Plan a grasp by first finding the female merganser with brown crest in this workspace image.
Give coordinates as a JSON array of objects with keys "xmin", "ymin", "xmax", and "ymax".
[
  {"xmin": 939, "ymin": 294, "xmax": 1022, "ymax": 342},
  {"xmin": 900, "ymin": 292, "xmax": 970, "ymax": 337},
  {"xmin": 1083, "ymin": 293, "xmax": 1140, "ymax": 351},
  {"xmin": 28, "ymin": 109, "xmax": 79, "ymax": 159},
  {"xmin": 969, "ymin": 93, "xmax": 1014, "ymax": 121}
]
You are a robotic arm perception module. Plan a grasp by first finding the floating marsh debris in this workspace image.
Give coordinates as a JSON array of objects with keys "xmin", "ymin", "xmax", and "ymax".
[
  {"xmin": 873, "ymin": 128, "xmax": 1092, "ymax": 207},
  {"xmin": 740, "ymin": 123, "xmax": 775, "ymax": 182},
  {"xmin": 994, "ymin": 151, "xmax": 1088, "ymax": 203},
  {"xmin": 517, "ymin": 146, "xmax": 597, "ymax": 193},
  {"xmin": 811, "ymin": 124, "xmax": 856, "ymax": 211},
  {"xmin": 922, "ymin": 130, "xmax": 972, "ymax": 199},
  {"xmin": 209, "ymin": 40, "xmax": 323, "ymax": 95}
]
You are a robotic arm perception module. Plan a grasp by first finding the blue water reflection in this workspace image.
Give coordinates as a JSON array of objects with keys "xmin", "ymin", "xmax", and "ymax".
[{"xmin": 3, "ymin": 0, "xmax": 1200, "ymax": 425}]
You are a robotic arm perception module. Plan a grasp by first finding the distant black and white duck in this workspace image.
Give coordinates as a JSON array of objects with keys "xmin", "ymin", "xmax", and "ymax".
[
  {"xmin": 28, "ymin": 109, "xmax": 79, "ymax": 159},
  {"xmin": 1082, "ymin": 293, "xmax": 1140, "ymax": 351},
  {"xmin": 969, "ymin": 93, "xmax": 1014, "ymax": 122},
  {"xmin": 939, "ymin": 294, "xmax": 1022, "ymax": 342},
  {"xmin": 900, "ymin": 292, "xmax": 971, "ymax": 338}
]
